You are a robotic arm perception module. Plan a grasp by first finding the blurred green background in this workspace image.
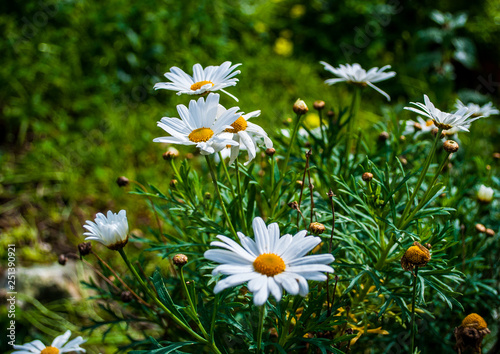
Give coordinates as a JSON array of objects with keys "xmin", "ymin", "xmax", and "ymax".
[{"xmin": 1, "ymin": 0, "xmax": 500, "ymax": 352}]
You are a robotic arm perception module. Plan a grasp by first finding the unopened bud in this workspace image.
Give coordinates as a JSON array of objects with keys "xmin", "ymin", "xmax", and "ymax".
[
  {"xmin": 309, "ymin": 222, "xmax": 326, "ymax": 235},
  {"xmin": 399, "ymin": 135, "xmax": 406, "ymax": 142},
  {"xmin": 173, "ymin": 254, "xmax": 188, "ymax": 267},
  {"xmin": 186, "ymin": 153, "xmax": 194, "ymax": 159},
  {"xmin": 116, "ymin": 176, "xmax": 129, "ymax": 187},
  {"xmin": 493, "ymin": 152, "xmax": 500, "ymax": 159},
  {"xmin": 475, "ymin": 223, "xmax": 486, "ymax": 233},
  {"xmin": 485, "ymin": 228, "xmax": 495, "ymax": 237},
  {"xmin": 204, "ymin": 192, "xmax": 211, "ymax": 200},
  {"xmin": 121, "ymin": 290, "xmax": 133, "ymax": 303},
  {"xmin": 296, "ymin": 180, "xmax": 304, "ymax": 188},
  {"xmin": 265, "ymin": 148, "xmax": 276, "ymax": 156},
  {"xmin": 413, "ymin": 123, "xmax": 422, "ymax": 131},
  {"xmin": 399, "ymin": 156, "xmax": 408, "ymax": 165},
  {"xmin": 313, "ymin": 100, "xmax": 325, "ymax": 110},
  {"xmin": 78, "ymin": 242, "xmax": 92, "ymax": 257},
  {"xmin": 378, "ymin": 132, "xmax": 389, "ymax": 142},
  {"xmin": 443, "ymin": 140, "xmax": 459, "ymax": 153},
  {"xmin": 327, "ymin": 110, "xmax": 335, "ymax": 118},
  {"xmin": 293, "ymin": 99, "xmax": 308, "ymax": 115},
  {"xmin": 163, "ymin": 147, "xmax": 179, "ymax": 160},
  {"xmin": 327, "ymin": 189, "xmax": 334, "ymax": 198},
  {"xmin": 170, "ymin": 179, "xmax": 178, "ymax": 188},
  {"xmin": 288, "ymin": 201, "xmax": 299, "ymax": 210},
  {"xmin": 58, "ymin": 254, "xmax": 68, "ymax": 266},
  {"xmin": 362, "ymin": 172, "xmax": 373, "ymax": 182},
  {"xmin": 432, "ymin": 128, "xmax": 446, "ymax": 139},
  {"xmin": 425, "ymin": 243, "xmax": 432, "ymax": 249}
]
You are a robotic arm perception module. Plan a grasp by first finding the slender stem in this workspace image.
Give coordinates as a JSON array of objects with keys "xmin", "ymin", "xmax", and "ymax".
[
  {"xmin": 210, "ymin": 294, "xmax": 219, "ymax": 342},
  {"xmin": 130, "ymin": 180, "xmax": 164, "ymax": 241},
  {"xmin": 235, "ymin": 159, "xmax": 249, "ymax": 234},
  {"xmin": 179, "ymin": 267, "xmax": 208, "ymax": 337},
  {"xmin": 318, "ymin": 109, "xmax": 325, "ymax": 142},
  {"xmin": 307, "ymin": 155, "xmax": 315, "ymax": 224},
  {"xmin": 118, "ymin": 249, "xmax": 208, "ymax": 344},
  {"xmin": 296, "ymin": 151, "xmax": 309, "ymax": 228},
  {"xmin": 256, "ymin": 305, "xmax": 266, "ymax": 353},
  {"xmin": 398, "ymin": 129, "xmax": 443, "ymax": 228},
  {"xmin": 410, "ymin": 267, "xmax": 419, "ymax": 354},
  {"xmin": 219, "ymin": 153, "xmax": 237, "ymax": 199},
  {"xmin": 205, "ymin": 155, "xmax": 237, "ymax": 238},
  {"xmin": 344, "ymin": 88, "xmax": 361, "ymax": 179}
]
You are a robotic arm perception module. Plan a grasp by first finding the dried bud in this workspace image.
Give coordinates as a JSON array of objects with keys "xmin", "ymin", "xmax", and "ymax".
[
  {"xmin": 432, "ymin": 128, "xmax": 446, "ymax": 139},
  {"xmin": 293, "ymin": 99, "xmax": 308, "ymax": 115},
  {"xmin": 265, "ymin": 148, "xmax": 276, "ymax": 156},
  {"xmin": 288, "ymin": 201, "xmax": 299, "ymax": 210},
  {"xmin": 493, "ymin": 152, "xmax": 500, "ymax": 159},
  {"xmin": 309, "ymin": 222, "xmax": 326, "ymax": 235},
  {"xmin": 173, "ymin": 254, "xmax": 188, "ymax": 267},
  {"xmin": 170, "ymin": 179, "xmax": 178, "ymax": 188},
  {"xmin": 78, "ymin": 242, "xmax": 92, "ymax": 257},
  {"xmin": 378, "ymin": 131, "xmax": 389, "ymax": 142},
  {"xmin": 327, "ymin": 189, "xmax": 335, "ymax": 198},
  {"xmin": 121, "ymin": 290, "xmax": 133, "ymax": 303},
  {"xmin": 401, "ymin": 241, "xmax": 431, "ymax": 274},
  {"xmin": 485, "ymin": 228, "xmax": 495, "ymax": 237},
  {"xmin": 204, "ymin": 192, "xmax": 211, "ymax": 200},
  {"xmin": 475, "ymin": 223, "xmax": 486, "ymax": 233},
  {"xmin": 163, "ymin": 147, "xmax": 179, "ymax": 160},
  {"xmin": 58, "ymin": 254, "xmax": 68, "ymax": 266},
  {"xmin": 116, "ymin": 176, "xmax": 129, "ymax": 187},
  {"xmin": 443, "ymin": 140, "xmax": 459, "ymax": 153},
  {"xmin": 362, "ymin": 172, "xmax": 373, "ymax": 182},
  {"xmin": 313, "ymin": 100, "xmax": 325, "ymax": 110}
]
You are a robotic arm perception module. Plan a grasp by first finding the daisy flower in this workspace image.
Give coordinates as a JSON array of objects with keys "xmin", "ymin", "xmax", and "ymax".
[
  {"xmin": 403, "ymin": 116, "xmax": 436, "ymax": 138},
  {"xmin": 477, "ymin": 185, "xmax": 494, "ymax": 203},
  {"xmin": 215, "ymin": 108, "xmax": 273, "ymax": 165},
  {"xmin": 12, "ymin": 330, "xmax": 86, "ymax": 354},
  {"xmin": 455, "ymin": 99, "xmax": 499, "ymax": 118},
  {"xmin": 84, "ymin": 210, "xmax": 129, "ymax": 250},
  {"xmin": 153, "ymin": 93, "xmax": 241, "ymax": 155},
  {"xmin": 320, "ymin": 62, "xmax": 396, "ymax": 101},
  {"xmin": 204, "ymin": 217, "xmax": 335, "ymax": 306},
  {"xmin": 404, "ymin": 94, "xmax": 484, "ymax": 132},
  {"xmin": 154, "ymin": 61, "xmax": 241, "ymax": 101}
]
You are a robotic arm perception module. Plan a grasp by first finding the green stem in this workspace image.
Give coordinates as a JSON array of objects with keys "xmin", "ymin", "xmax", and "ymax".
[
  {"xmin": 398, "ymin": 129, "xmax": 443, "ymax": 228},
  {"xmin": 235, "ymin": 159, "xmax": 248, "ymax": 234},
  {"xmin": 344, "ymin": 88, "xmax": 361, "ymax": 179},
  {"xmin": 256, "ymin": 305, "xmax": 266, "ymax": 353},
  {"xmin": 218, "ymin": 153, "xmax": 237, "ymax": 200},
  {"xmin": 410, "ymin": 267, "xmax": 419, "ymax": 354},
  {"xmin": 205, "ymin": 155, "xmax": 237, "ymax": 238},
  {"xmin": 210, "ymin": 294, "xmax": 219, "ymax": 342},
  {"xmin": 118, "ymin": 249, "xmax": 207, "ymax": 344},
  {"xmin": 179, "ymin": 267, "xmax": 208, "ymax": 337},
  {"xmin": 318, "ymin": 109, "xmax": 325, "ymax": 142}
]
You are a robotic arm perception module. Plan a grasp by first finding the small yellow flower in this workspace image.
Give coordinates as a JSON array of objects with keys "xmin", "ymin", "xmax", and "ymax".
[{"xmin": 401, "ymin": 241, "xmax": 431, "ymax": 273}]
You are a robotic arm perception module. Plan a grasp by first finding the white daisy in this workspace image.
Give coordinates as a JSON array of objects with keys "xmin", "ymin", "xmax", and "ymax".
[
  {"xmin": 12, "ymin": 330, "xmax": 86, "ymax": 354},
  {"xmin": 403, "ymin": 116, "xmax": 436, "ymax": 138},
  {"xmin": 204, "ymin": 217, "xmax": 335, "ymax": 306},
  {"xmin": 215, "ymin": 108, "xmax": 273, "ymax": 166},
  {"xmin": 477, "ymin": 185, "xmax": 494, "ymax": 203},
  {"xmin": 154, "ymin": 61, "xmax": 241, "ymax": 101},
  {"xmin": 404, "ymin": 94, "xmax": 483, "ymax": 132},
  {"xmin": 153, "ymin": 93, "xmax": 241, "ymax": 155},
  {"xmin": 320, "ymin": 62, "xmax": 396, "ymax": 101},
  {"xmin": 455, "ymin": 99, "xmax": 499, "ymax": 118},
  {"xmin": 84, "ymin": 210, "xmax": 129, "ymax": 250}
]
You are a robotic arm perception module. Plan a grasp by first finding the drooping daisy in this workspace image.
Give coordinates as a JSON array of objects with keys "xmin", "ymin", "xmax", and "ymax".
[
  {"xmin": 12, "ymin": 330, "xmax": 86, "ymax": 354},
  {"xmin": 405, "ymin": 95, "xmax": 484, "ymax": 132},
  {"xmin": 402, "ymin": 116, "xmax": 436, "ymax": 138},
  {"xmin": 153, "ymin": 93, "xmax": 241, "ymax": 155},
  {"xmin": 215, "ymin": 108, "xmax": 273, "ymax": 165},
  {"xmin": 455, "ymin": 99, "xmax": 499, "ymax": 118},
  {"xmin": 204, "ymin": 217, "xmax": 335, "ymax": 306},
  {"xmin": 83, "ymin": 210, "xmax": 129, "ymax": 250},
  {"xmin": 320, "ymin": 62, "xmax": 396, "ymax": 101},
  {"xmin": 154, "ymin": 62, "xmax": 241, "ymax": 101},
  {"xmin": 477, "ymin": 185, "xmax": 494, "ymax": 204}
]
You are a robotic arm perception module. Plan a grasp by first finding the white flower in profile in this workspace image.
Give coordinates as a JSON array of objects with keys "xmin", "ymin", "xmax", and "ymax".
[
  {"xmin": 405, "ymin": 94, "xmax": 484, "ymax": 132},
  {"xmin": 84, "ymin": 210, "xmax": 129, "ymax": 250},
  {"xmin": 154, "ymin": 61, "xmax": 241, "ymax": 101},
  {"xmin": 477, "ymin": 185, "xmax": 494, "ymax": 204},
  {"xmin": 403, "ymin": 116, "xmax": 436, "ymax": 138},
  {"xmin": 204, "ymin": 217, "xmax": 335, "ymax": 306},
  {"xmin": 12, "ymin": 330, "xmax": 86, "ymax": 354},
  {"xmin": 455, "ymin": 99, "xmax": 499, "ymax": 118},
  {"xmin": 320, "ymin": 62, "xmax": 396, "ymax": 101},
  {"xmin": 215, "ymin": 108, "xmax": 273, "ymax": 166},
  {"xmin": 154, "ymin": 93, "xmax": 241, "ymax": 155}
]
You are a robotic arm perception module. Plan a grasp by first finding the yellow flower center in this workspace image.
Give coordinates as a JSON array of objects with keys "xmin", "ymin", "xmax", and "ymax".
[
  {"xmin": 188, "ymin": 127, "xmax": 214, "ymax": 143},
  {"xmin": 405, "ymin": 245, "xmax": 430, "ymax": 265},
  {"xmin": 225, "ymin": 116, "xmax": 248, "ymax": 133},
  {"xmin": 425, "ymin": 120, "xmax": 434, "ymax": 127},
  {"xmin": 253, "ymin": 253, "xmax": 286, "ymax": 276},
  {"xmin": 432, "ymin": 120, "xmax": 452, "ymax": 130},
  {"xmin": 461, "ymin": 313, "xmax": 488, "ymax": 330},
  {"xmin": 41, "ymin": 347, "xmax": 60, "ymax": 354},
  {"xmin": 190, "ymin": 80, "xmax": 214, "ymax": 91}
]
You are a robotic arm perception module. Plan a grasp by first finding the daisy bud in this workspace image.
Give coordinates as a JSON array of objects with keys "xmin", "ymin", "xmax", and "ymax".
[
  {"xmin": 173, "ymin": 254, "xmax": 188, "ymax": 267},
  {"xmin": 477, "ymin": 185, "xmax": 494, "ymax": 204},
  {"xmin": 309, "ymin": 222, "xmax": 326, "ymax": 235},
  {"xmin": 485, "ymin": 228, "xmax": 495, "ymax": 237},
  {"xmin": 401, "ymin": 241, "xmax": 431, "ymax": 273},
  {"xmin": 116, "ymin": 176, "xmax": 129, "ymax": 187},
  {"xmin": 186, "ymin": 153, "xmax": 194, "ymax": 159},
  {"xmin": 288, "ymin": 201, "xmax": 299, "ymax": 210},
  {"xmin": 493, "ymin": 152, "xmax": 500, "ymax": 159},
  {"xmin": 399, "ymin": 156, "xmax": 408, "ymax": 165},
  {"xmin": 327, "ymin": 189, "xmax": 335, "ymax": 198},
  {"xmin": 413, "ymin": 123, "xmax": 423, "ymax": 131},
  {"xmin": 83, "ymin": 210, "xmax": 129, "ymax": 251},
  {"xmin": 454, "ymin": 313, "xmax": 490, "ymax": 354},
  {"xmin": 204, "ymin": 192, "xmax": 211, "ymax": 200},
  {"xmin": 327, "ymin": 110, "xmax": 335, "ymax": 118},
  {"xmin": 58, "ymin": 254, "xmax": 68, "ymax": 266},
  {"xmin": 78, "ymin": 242, "xmax": 92, "ymax": 257},
  {"xmin": 475, "ymin": 223, "xmax": 486, "ymax": 233},
  {"xmin": 313, "ymin": 100, "xmax": 325, "ymax": 110},
  {"xmin": 296, "ymin": 180, "xmax": 304, "ymax": 188},
  {"xmin": 378, "ymin": 131, "xmax": 389, "ymax": 142},
  {"xmin": 293, "ymin": 99, "xmax": 308, "ymax": 115},
  {"xmin": 486, "ymin": 165, "xmax": 491, "ymax": 171},
  {"xmin": 432, "ymin": 128, "xmax": 446, "ymax": 139},
  {"xmin": 170, "ymin": 179, "xmax": 178, "ymax": 188},
  {"xmin": 265, "ymin": 147, "xmax": 276, "ymax": 156},
  {"xmin": 399, "ymin": 135, "xmax": 406, "ymax": 142},
  {"xmin": 121, "ymin": 290, "xmax": 133, "ymax": 303},
  {"xmin": 283, "ymin": 117, "xmax": 293, "ymax": 126},
  {"xmin": 443, "ymin": 140, "xmax": 459, "ymax": 153},
  {"xmin": 163, "ymin": 147, "xmax": 179, "ymax": 160},
  {"xmin": 362, "ymin": 172, "xmax": 373, "ymax": 182},
  {"xmin": 425, "ymin": 243, "xmax": 432, "ymax": 249}
]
